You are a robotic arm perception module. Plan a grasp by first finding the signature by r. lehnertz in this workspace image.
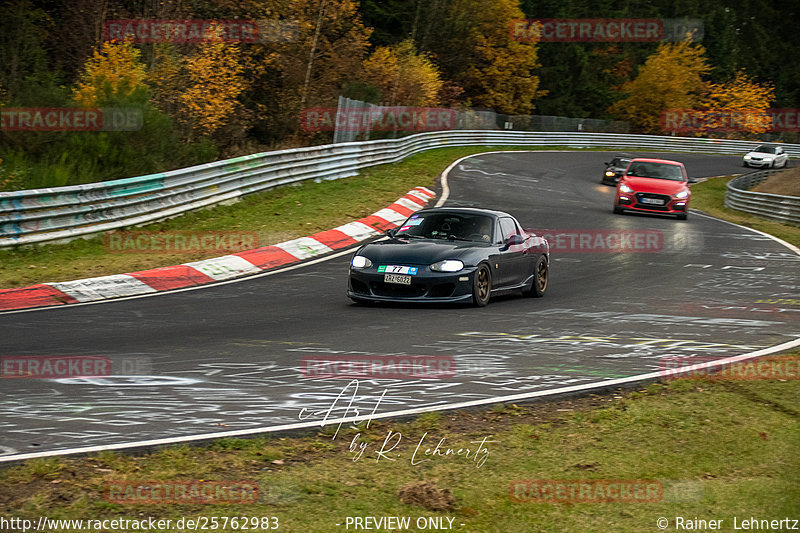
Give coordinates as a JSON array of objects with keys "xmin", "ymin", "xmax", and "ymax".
[{"xmin": 298, "ymin": 379, "xmax": 497, "ymax": 468}]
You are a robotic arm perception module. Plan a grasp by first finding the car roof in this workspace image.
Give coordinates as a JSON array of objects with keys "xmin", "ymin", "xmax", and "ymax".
[
  {"xmin": 412, "ymin": 207, "xmax": 513, "ymax": 219},
  {"xmin": 628, "ymin": 158, "xmax": 685, "ymax": 166}
]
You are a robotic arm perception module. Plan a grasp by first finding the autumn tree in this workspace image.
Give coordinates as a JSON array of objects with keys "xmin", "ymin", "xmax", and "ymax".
[
  {"xmin": 419, "ymin": 0, "xmax": 542, "ymax": 114},
  {"xmin": 702, "ymin": 70, "xmax": 775, "ymax": 134},
  {"xmin": 179, "ymin": 41, "xmax": 250, "ymax": 137},
  {"xmin": 252, "ymin": 0, "xmax": 372, "ymax": 144},
  {"xmin": 73, "ymin": 40, "xmax": 148, "ymax": 107},
  {"xmin": 609, "ymin": 41, "xmax": 711, "ymax": 134},
  {"xmin": 362, "ymin": 39, "xmax": 442, "ymax": 106}
]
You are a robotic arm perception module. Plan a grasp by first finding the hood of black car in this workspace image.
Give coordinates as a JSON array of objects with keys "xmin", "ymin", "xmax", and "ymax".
[{"xmin": 359, "ymin": 238, "xmax": 485, "ymax": 265}]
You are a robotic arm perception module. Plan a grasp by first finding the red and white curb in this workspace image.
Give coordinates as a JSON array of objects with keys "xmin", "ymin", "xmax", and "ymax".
[{"xmin": 0, "ymin": 187, "xmax": 436, "ymax": 311}]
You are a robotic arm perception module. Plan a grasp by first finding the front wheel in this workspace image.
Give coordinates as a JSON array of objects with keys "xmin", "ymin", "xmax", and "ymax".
[
  {"xmin": 472, "ymin": 264, "xmax": 491, "ymax": 307},
  {"xmin": 613, "ymin": 206, "xmax": 624, "ymax": 215},
  {"xmin": 524, "ymin": 256, "xmax": 549, "ymax": 297}
]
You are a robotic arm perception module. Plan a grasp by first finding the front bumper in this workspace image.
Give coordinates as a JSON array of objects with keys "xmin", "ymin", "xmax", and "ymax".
[
  {"xmin": 743, "ymin": 158, "xmax": 773, "ymax": 168},
  {"xmin": 615, "ymin": 192, "xmax": 688, "ymax": 215},
  {"xmin": 348, "ymin": 265, "xmax": 477, "ymax": 303}
]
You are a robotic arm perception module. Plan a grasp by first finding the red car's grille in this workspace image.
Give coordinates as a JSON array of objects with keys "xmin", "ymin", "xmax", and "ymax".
[{"xmin": 634, "ymin": 192, "xmax": 671, "ymax": 211}]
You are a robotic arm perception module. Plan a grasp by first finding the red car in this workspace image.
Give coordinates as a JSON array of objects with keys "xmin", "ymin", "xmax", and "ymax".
[{"xmin": 613, "ymin": 158, "xmax": 691, "ymax": 220}]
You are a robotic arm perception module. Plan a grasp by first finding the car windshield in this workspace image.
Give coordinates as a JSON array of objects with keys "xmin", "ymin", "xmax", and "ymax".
[
  {"xmin": 612, "ymin": 158, "xmax": 632, "ymax": 166},
  {"xmin": 626, "ymin": 162, "xmax": 685, "ymax": 181},
  {"xmin": 396, "ymin": 212, "xmax": 494, "ymax": 243},
  {"xmin": 754, "ymin": 145, "xmax": 777, "ymax": 154}
]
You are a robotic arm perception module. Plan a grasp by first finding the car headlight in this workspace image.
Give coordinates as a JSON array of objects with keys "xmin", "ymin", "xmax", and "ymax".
[
  {"xmin": 674, "ymin": 190, "xmax": 689, "ymax": 199},
  {"xmin": 605, "ymin": 170, "xmax": 615, "ymax": 176},
  {"xmin": 431, "ymin": 260, "xmax": 464, "ymax": 272},
  {"xmin": 351, "ymin": 255, "xmax": 372, "ymax": 269},
  {"xmin": 619, "ymin": 183, "xmax": 634, "ymax": 193}
]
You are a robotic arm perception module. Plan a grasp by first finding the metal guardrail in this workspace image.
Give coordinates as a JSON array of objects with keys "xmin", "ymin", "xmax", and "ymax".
[
  {"xmin": 3, "ymin": 130, "xmax": 800, "ymax": 247},
  {"xmin": 725, "ymin": 169, "xmax": 800, "ymax": 226}
]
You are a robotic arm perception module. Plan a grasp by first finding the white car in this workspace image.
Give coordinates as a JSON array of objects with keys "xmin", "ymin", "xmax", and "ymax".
[{"xmin": 743, "ymin": 144, "xmax": 788, "ymax": 169}]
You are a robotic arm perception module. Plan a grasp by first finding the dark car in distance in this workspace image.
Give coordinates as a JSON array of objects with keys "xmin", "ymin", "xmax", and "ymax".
[
  {"xmin": 347, "ymin": 207, "xmax": 549, "ymax": 306},
  {"xmin": 601, "ymin": 154, "xmax": 633, "ymax": 185}
]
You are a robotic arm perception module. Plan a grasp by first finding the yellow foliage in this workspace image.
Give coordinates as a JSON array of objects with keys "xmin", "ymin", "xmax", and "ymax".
[
  {"xmin": 73, "ymin": 41, "xmax": 147, "ymax": 107},
  {"xmin": 449, "ymin": 0, "xmax": 542, "ymax": 115},
  {"xmin": 703, "ymin": 70, "xmax": 774, "ymax": 133},
  {"xmin": 363, "ymin": 40, "xmax": 441, "ymax": 106},
  {"xmin": 609, "ymin": 41, "xmax": 711, "ymax": 134},
  {"xmin": 178, "ymin": 40, "xmax": 250, "ymax": 135}
]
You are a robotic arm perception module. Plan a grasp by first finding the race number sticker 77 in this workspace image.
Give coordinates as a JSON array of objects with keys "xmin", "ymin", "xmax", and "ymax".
[{"xmin": 378, "ymin": 265, "xmax": 418, "ymax": 275}]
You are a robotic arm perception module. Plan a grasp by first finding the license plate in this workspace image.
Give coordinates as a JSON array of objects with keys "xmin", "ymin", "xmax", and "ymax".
[
  {"xmin": 641, "ymin": 198, "xmax": 665, "ymax": 205},
  {"xmin": 378, "ymin": 265, "xmax": 418, "ymax": 275},
  {"xmin": 384, "ymin": 274, "xmax": 412, "ymax": 285}
]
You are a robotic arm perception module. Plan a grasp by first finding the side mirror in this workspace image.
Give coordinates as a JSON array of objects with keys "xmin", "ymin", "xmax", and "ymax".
[
  {"xmin": 502, "ymin": 234, "xmax": 524, "ymax": 250},
  {"xmin": 688, "ymin": 177, "xmax": 698, "ymax": 184},
  {"xmin": 386, "ymin": 228, "xmax": 398, "ymax": 238}
]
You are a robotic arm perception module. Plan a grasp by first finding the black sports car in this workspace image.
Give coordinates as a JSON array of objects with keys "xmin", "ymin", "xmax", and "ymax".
[
  {"xmin": 601, "ymin": 154, "xmax": 633, "ymax": 185},
  {"xmin": 347, "ymin": 207, "xmax": 550, "ymax": 306}
]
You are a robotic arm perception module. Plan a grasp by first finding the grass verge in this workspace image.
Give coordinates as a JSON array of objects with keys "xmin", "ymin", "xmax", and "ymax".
[
  {"xmin": 1, "ymin": 357, "xmax": 798, "ymax": 533},
  {"xmin": 691, "ymin": 176, "xmax": 800, "ymax": 247}
]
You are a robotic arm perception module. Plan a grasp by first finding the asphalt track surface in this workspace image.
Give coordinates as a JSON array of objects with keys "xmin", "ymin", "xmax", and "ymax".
[{"xmin": 1, "ymin": 151, "xmax": 799, "ymax": 460}]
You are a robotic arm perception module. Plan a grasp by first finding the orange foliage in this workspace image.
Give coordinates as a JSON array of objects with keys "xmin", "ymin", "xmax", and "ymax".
[
  {"xmin": 702, "ymin": 70, "xmax": 774, "ymax": 133},
  {"xmin": 178, "ymin": 40, "xmax": 250, "ymax": 135}
]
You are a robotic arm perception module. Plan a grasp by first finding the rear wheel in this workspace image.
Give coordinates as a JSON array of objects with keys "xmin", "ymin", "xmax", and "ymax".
[
  {"xmin": 472, "ymin": 264, "xmax": 491, "ymax": 307},
  {"xmin": 524, "ymin": 256, "xmax": 549, "ymax": 297}
]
